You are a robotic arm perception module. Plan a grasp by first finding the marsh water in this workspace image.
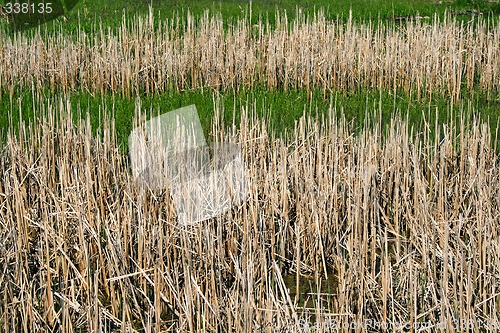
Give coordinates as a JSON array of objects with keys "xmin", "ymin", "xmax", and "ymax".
[{"xmin": 282, "ymin": 272, "xmax": 338, "ymax": 320}]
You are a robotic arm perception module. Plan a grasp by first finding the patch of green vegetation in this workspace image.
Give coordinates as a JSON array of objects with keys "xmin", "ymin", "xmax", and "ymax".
[
  {"xmin": 1, "ymin": 0, "xmax": 498, "ymax": 35},
  {"xmin": 68, "ymin": 0, "xmax": 500, "ymax": 28},
  {"xmin": 1, "ymin": 87, "xmax": 498, "ymax": 153}
]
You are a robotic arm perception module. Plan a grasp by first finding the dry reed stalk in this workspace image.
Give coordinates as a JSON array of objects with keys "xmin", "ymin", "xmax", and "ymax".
[
  {"xmin": 0, "ymin": 91, "xmax": 499, "ymax": 331},
  {"xmin": 0, "ymin": 10, "xmax": 499, "ymax": 98}
]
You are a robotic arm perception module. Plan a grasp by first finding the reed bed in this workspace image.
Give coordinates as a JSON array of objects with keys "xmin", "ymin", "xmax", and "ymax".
[
  {"xmin": 0, "ymin": 94, "xmax": 499, "ymax": 332},
  {"xmin": 0, "ymin": 10, "xmax": 499, "ymax": 98}
]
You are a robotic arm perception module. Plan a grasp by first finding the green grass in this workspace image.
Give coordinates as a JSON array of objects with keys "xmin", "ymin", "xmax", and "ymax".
[
  {"xmin": 2, "ymin": 87, "xmax": 498, "ymax": 153},
  {"xmin": 2, "ymin": 0, "xmax": 499, "ymax": 34},
  {"xmin": 63, "ymin": 0, "xmax": 500, "ymax": 28}
]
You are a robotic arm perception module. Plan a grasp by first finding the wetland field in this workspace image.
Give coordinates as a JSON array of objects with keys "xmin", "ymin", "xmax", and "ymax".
[{"xmin": 0, "ymin": 1, "xmax": 500, "ymax": 332}]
